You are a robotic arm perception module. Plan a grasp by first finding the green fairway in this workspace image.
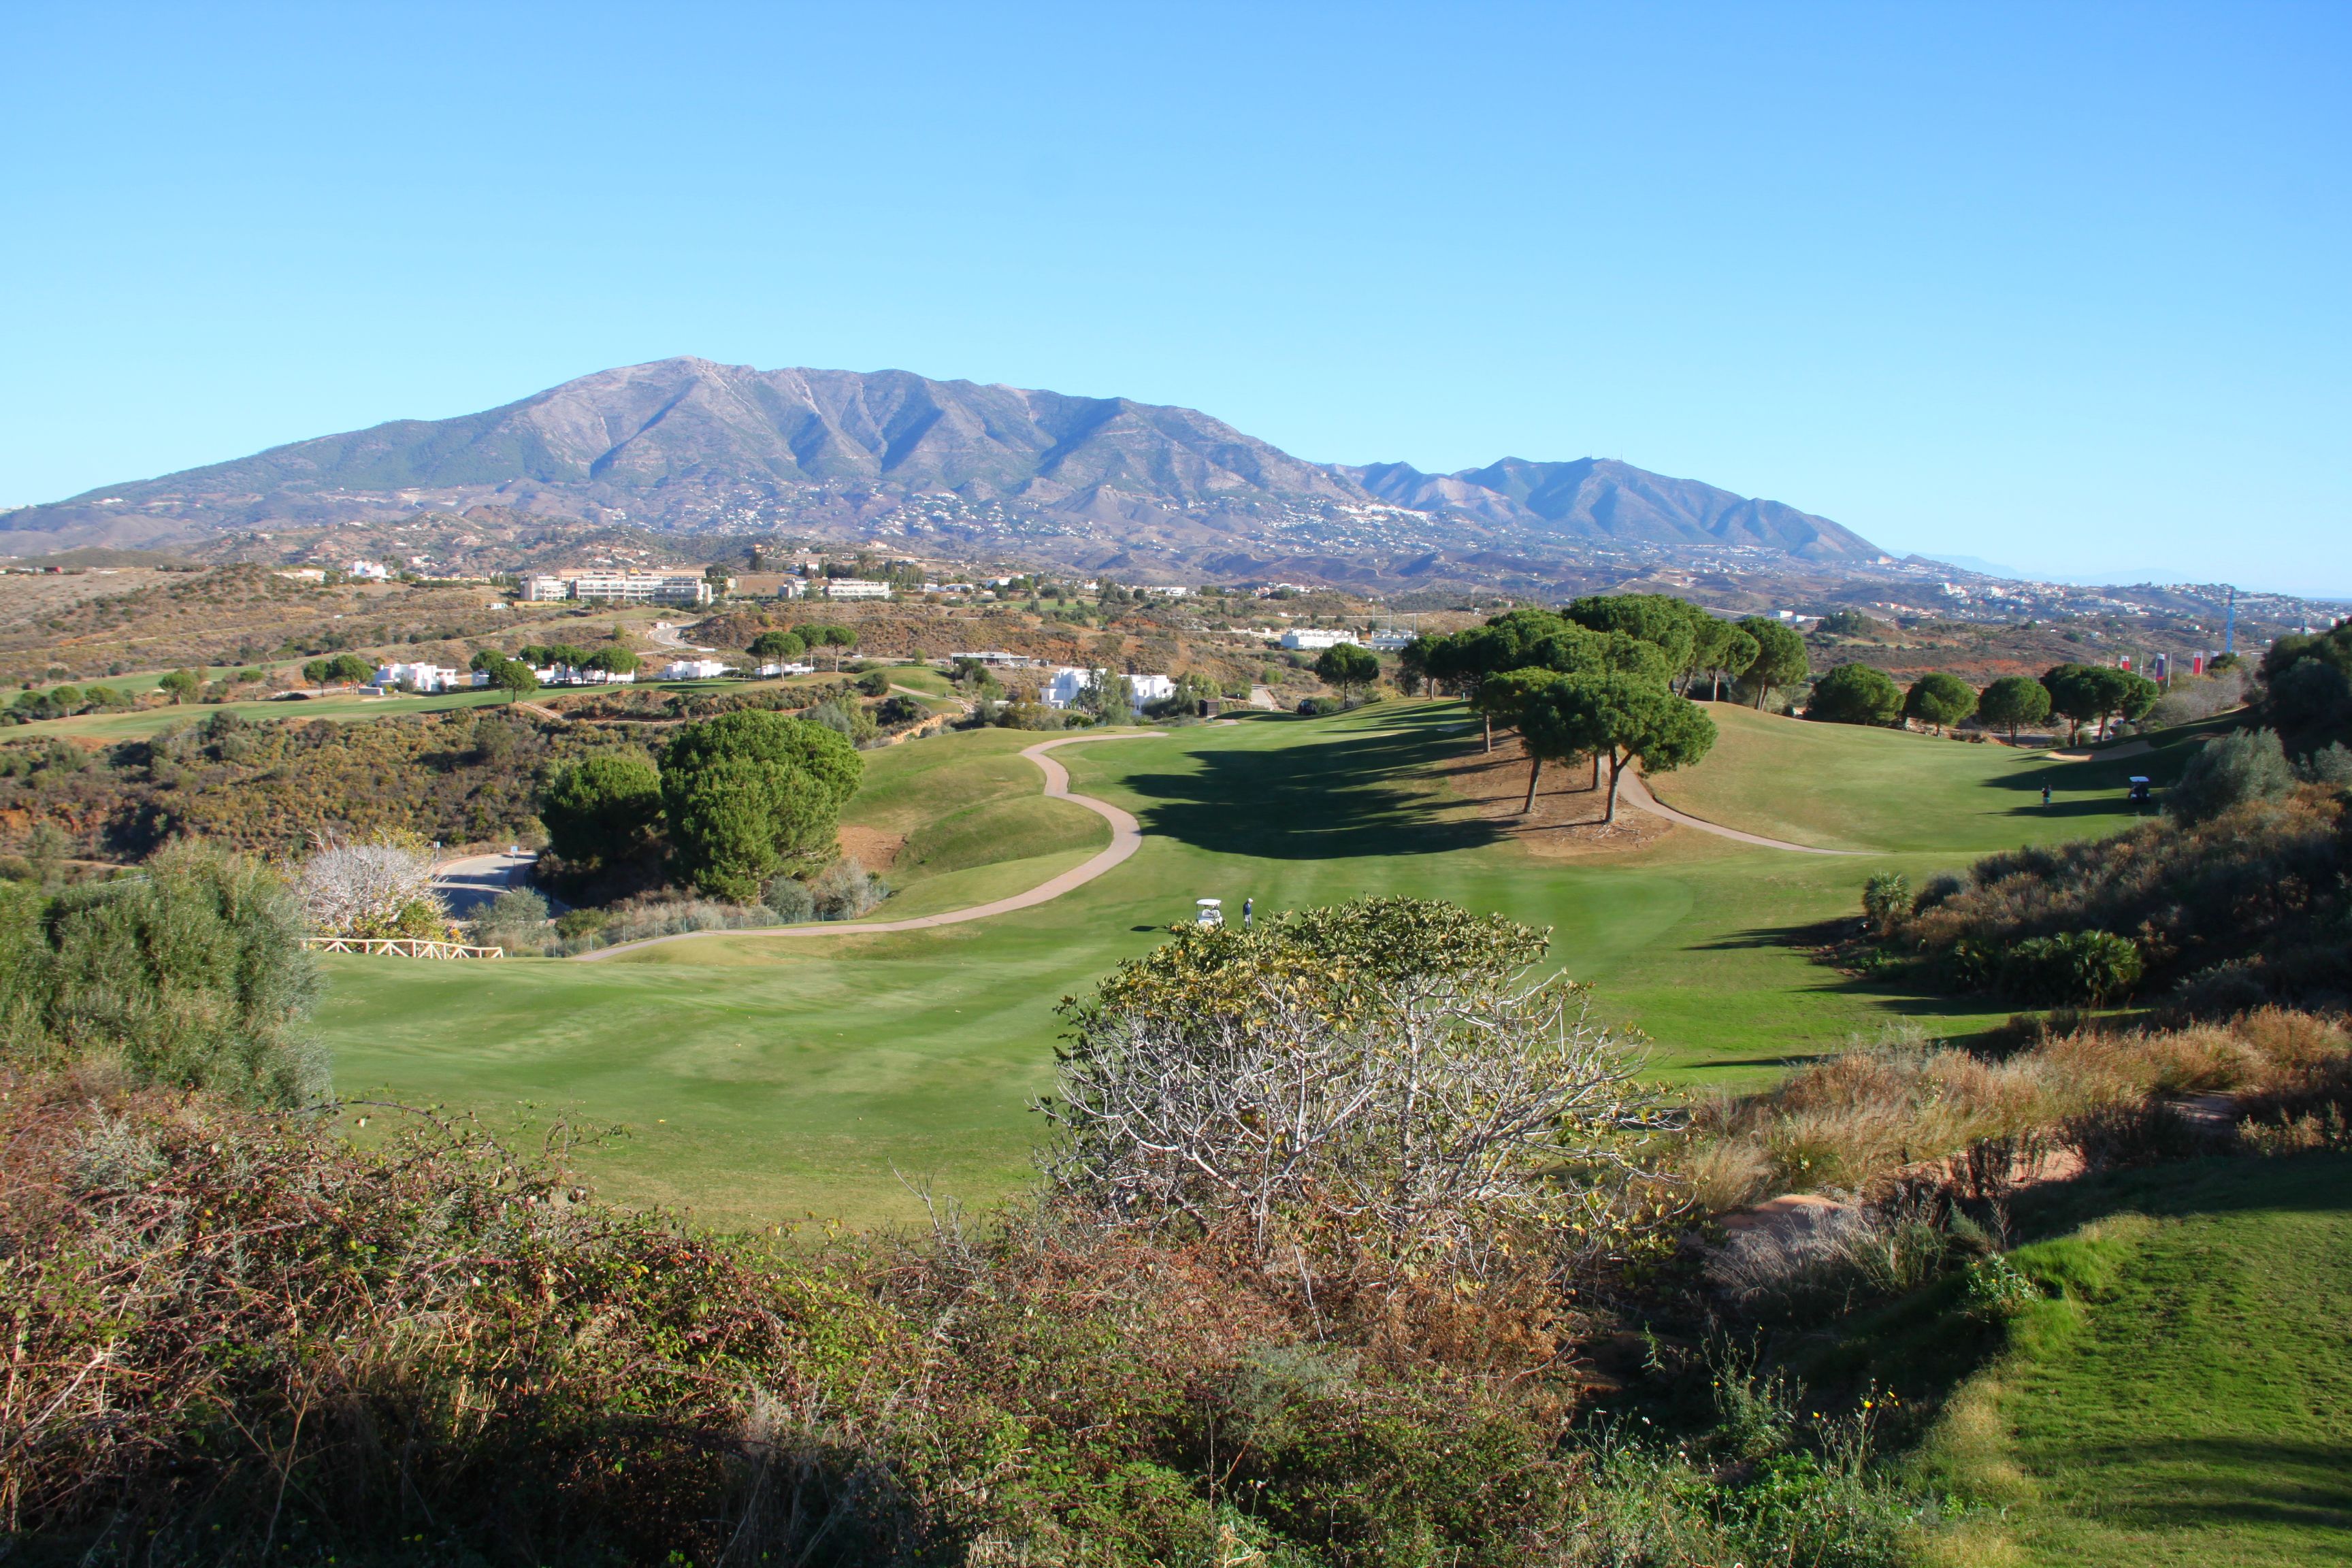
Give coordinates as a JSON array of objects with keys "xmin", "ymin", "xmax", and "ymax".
[
  {"xmin": 1644, "ymin": 701, "xmax": 2175, "ymax": 853},
  {"xmin": 1930, "ymin": 1154, "xmax": 2352, "ymax": 1567},
  {"xmin": 317, "ymin": 702, "xmax": 2121, "ymax": 1230}
]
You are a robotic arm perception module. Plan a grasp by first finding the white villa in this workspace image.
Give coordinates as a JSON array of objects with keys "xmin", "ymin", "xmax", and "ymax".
[
  {"xmin": 821, "ymin": 579, "xmax": 893, "ymax": 600},
  {"xmin": 370, "ymin": 663, "xmax": 486, "ymax": 694},
  {"xmin": 1278, "ymin": 628, "xmax": 1359, "ymax": 651},
  {"xmin": 659, "ymin": 658, "xmax": 733, "ymax": 681},
  {"xmin": 1042, "ymin": 667, "xmax": 1178, "ymax": 715}
]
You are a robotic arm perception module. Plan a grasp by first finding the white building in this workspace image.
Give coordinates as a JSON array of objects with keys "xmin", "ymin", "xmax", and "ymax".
[
  {"xmin": 1279, "ymin": 629, "xmax": 1360, "ymax": 651},
  {"xmin": 371, "ymin": 662, "xmax": 484, "ymax": 694},
  {"xmin": 1042, "ymin": 668, "xmax": 1177, "ymax": 715},
  {"xmin": 755, "ymin": 662, "xmax": 817, "ymax": 678},
  {"xmin": 522, "ymin": 571, "xmax": 713, "ymax": 606},
  {"xmin": 821, "ymin": 578, "xmax": 892, "ymax": 600},
  {"xmin": 529, "ymin": 664, "xmax": 637, "ymax": 686},
  {"xmin": 660, "ymin": 659, "xmax": 733, "ymax": 681},
  {"xmin": 346, "ymin": 559, "xmax": 391, "ymax": 581},
  {"xmin": 1366, "ymin": 632, "xmax": 1414, "ymax": 651}
]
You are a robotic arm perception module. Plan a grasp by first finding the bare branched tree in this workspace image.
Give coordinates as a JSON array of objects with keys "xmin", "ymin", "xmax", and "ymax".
[
  {"xmin": 1036, "ymin": 898, "xmax": 1681, "ymax": 1268},
  {"xmin": 293, "ymin": 836, "xmax": 447, "ymax": 938}
]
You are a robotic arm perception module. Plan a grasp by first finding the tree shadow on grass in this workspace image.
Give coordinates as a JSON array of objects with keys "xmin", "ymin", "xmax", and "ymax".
[
  {"xmin": 1695, "ymin": 917, "xmax": 2027, "ymax": 1041},
  {"xmin": 2033, "ymin": 1437, "xmax": 2352, "ymax": 1536},
  {"xmin": 1119, "ymin": 721, "xmax": 1504, "ymax": 860}
]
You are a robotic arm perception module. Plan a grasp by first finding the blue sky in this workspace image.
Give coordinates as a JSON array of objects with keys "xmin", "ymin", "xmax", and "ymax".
[{"xmin": 3, "ymin": 2, "xmax": 2346, "ymax": 595}]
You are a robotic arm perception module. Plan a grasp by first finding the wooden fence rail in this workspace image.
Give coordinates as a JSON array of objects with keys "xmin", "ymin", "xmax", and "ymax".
[{"xmin": 301, "ymin": 936, "xmax": 504, "ymax": 960}]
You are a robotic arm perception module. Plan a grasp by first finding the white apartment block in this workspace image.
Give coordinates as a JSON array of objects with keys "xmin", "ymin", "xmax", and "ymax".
[
  {"xmin": 821, "ymin": 578, "xmax": 892, "ymax": 600},
  {"xmin": 1279, "ymin": 629, "xmax": 1360, "ymax": 651},
  {"xmin": 521, "ymin": 571, "xmax": 713, "ymax": 606}
]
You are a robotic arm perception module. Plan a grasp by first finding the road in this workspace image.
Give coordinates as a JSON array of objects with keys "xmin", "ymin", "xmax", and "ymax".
[
  {"xmin": 432, "ymin": 849, "xmax": 540, "ymax": 916},
  {"xmin": 646, "ymin": 621, "xmax": 715, "ymax": 652}
]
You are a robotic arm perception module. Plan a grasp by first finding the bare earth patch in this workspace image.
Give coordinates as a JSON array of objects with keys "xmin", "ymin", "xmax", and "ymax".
[
  {"xmin": 836, "ymin": 824, "xmax": 906, "ymax": 872},
  {"xmin": 1429, "ymin": 732, "xmax": 1673, "ymax": 858}
]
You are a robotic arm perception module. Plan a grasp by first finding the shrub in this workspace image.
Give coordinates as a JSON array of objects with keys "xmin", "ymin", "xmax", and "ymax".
[
  {"xmin": 476, "ymin": 886, "xmax": 555, "ymax": 952},
  {"xmin": 2303, "ymin": 740, "xmax": 2352, "ymax": 786},
  {"xmin": 810, "ymin": 856, "xmax": 888, "ymax": 919},
  {"xmin": 1, "ymin": 841, "xmax": 324, "ymax": 1105},
  {"xmin": 1041, "ymin": 897, "xmax": 1678, "ymax": 1268},
  {"xmin": 801, "ymin": 696, "xmax": 880, "ymax": 745},
  {"xmin": 552, "ymin": 894, "xmax": 777, "ymax": 953},
  {"xmin": 762, "ymin": 873, "xmax": 817, "ymax": 922},
  {"xmin": 1997, "ymin": 929, "xmax": 2144, "ymax": 1006},
  {"xmin": 1861, "ymin": 872, "xmax": 1910, "ymax": 936},
  {"xmin": 2168, "ymin": 728, "xmax": 2298, "ymax": 822},
  {"xmin": 1893, "ymin": 783, "xmax": 2347, "ymax": 1005},
  {"xmin": 2060, "ymin": 1098, "xmax": 2212, "ymax": 1170}
]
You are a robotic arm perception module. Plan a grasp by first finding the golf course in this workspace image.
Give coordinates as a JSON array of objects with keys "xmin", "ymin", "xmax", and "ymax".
[{"xmin": 316, "ymin": 700, "xmax": 2172, "ymax": 1231}]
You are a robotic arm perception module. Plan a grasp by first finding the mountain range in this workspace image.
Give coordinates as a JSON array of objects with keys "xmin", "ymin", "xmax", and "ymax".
[{"xmin": 0, "ymin": 358, "xmax": 1886, "ymax": 585}]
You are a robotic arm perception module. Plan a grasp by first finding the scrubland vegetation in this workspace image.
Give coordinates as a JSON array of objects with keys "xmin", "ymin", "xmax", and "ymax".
[{"xmin": 10, "ymin": 851, "xmax": 2351, "ymax": 1564}]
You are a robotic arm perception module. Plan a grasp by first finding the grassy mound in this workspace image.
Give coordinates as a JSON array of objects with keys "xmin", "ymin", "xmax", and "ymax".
[
  {"xmin": 841, "ymin": 728, "xmax": 1108, "ymax": 885},
  {"xmin": 1645, "ymin": 702, "xmax": 2183, "ymax": 853}
]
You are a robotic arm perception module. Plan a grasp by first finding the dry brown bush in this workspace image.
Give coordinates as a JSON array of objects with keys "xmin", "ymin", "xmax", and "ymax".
[{"xmin": 1688, "ymin": 1009, "xmax": 2351, "ymax": 1209}]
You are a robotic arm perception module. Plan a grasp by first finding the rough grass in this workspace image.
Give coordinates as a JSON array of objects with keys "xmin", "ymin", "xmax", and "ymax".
[{"xmin": 1692, "ymin": 1010, "xmax": 2352, "ymax": 1207}]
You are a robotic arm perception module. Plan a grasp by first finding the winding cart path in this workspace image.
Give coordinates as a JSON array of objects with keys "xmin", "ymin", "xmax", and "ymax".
[{"xmin": 574, "ymin": 732, "xmax": 1156, "ymax": 960}]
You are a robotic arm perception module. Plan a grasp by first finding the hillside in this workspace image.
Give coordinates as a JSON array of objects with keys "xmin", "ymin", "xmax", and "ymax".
[{"xmin": 0, "ymin": 358, "xmax": 1886, "ymax": 586}]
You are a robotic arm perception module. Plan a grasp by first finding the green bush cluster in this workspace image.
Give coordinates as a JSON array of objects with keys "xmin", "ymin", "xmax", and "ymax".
[
  {"xmin": 1891, "ymin": 779, "xmax": 2349, "ymax": 1010},
  {"xmin": 1, "ymin": 840, "xmax": 323, "ymax": 1105}
]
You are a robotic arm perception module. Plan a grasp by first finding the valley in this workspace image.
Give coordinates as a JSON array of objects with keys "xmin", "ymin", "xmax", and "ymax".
[{"xmin": 314, "ymin": 702, "xmax": 2148, "ymax": 1230}]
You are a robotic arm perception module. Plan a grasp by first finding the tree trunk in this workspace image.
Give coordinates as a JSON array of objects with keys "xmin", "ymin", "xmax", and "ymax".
[
  {"xmin": 1590, "ymin": 753, "xmax": 1601, "ymax": 790},
  {"xmin": 1482, "ymin": 714, "xmax": 1492, "ymax": 753},
  {"xmin": 1754, "ymin": 685, "xmax": 1766, "ymax": 709},
  {"xmin": 1604, "ymin": 751, "xmax": 1624, "ymax": 823},
  {"xmin": 1521, "ymin": 755, "xmax": 1541, "ymax": 813}
]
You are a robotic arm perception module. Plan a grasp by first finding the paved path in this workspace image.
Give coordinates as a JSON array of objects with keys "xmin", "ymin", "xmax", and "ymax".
[
  {"xmin": 433, "ymin": 849, "xmax": 540, "ymax": 916},
  {"xmin": 574, "ymin": 731, "xmax": 1160, "ymax": 960},
  {"xmin": 646, "ymin": 621, "xmax": 715, "ymax": 653},
  {"xmin": 1614, "ymin": 766, "xmax": 1864, "ymax": 855}
]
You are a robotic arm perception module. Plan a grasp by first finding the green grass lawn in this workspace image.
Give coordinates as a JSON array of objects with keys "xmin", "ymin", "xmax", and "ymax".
[
  {"xmin": 318, "ymin": 702, "xmax": 2136, "ymax": 1230},
  {"xmin": 1644, "ymin": 701, "xmax": 2178, "ymax": 853},
  {"xmin": 1927, "ymin": 1154, "xmax": 2352, "ymax": 1567}
]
